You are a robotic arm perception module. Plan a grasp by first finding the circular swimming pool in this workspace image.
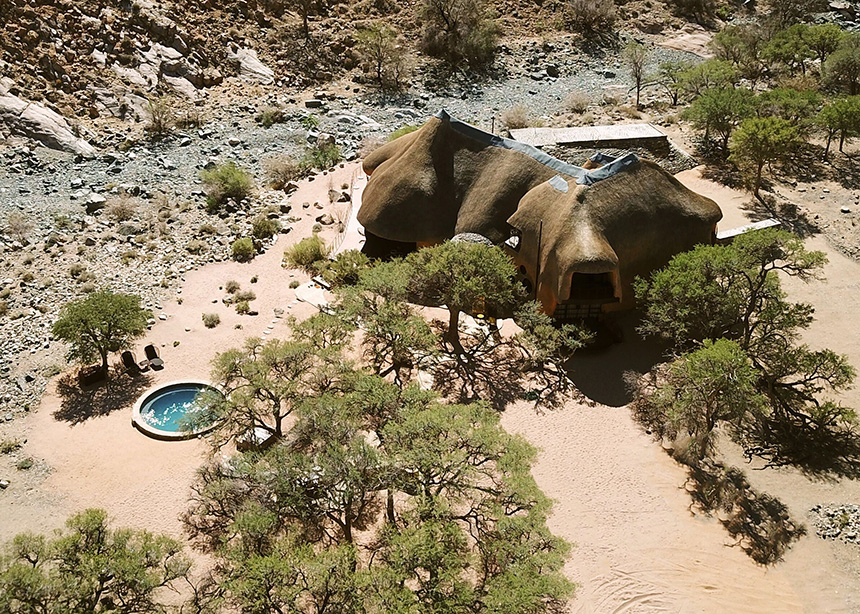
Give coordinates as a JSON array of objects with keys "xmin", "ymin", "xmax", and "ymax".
[{"xmin": 132, "ymin": 381, "xmax": 222, "ymax": 440}]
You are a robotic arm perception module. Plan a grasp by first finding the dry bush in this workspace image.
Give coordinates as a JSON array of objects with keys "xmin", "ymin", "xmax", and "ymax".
[
  {"xmin": 564, "ymin": 90, "xmax": 591, "ymax": 113},
  {"xmin": 4, "ymin": 212, "xmax": 32, "ymax": 244},
  {"xmin": 263, "ymin": 155, "xmax": 303, "ymax": 189},
  {"xmin": 563, "ymin": 0, "xmax": 616, "ymax": 39},
  {"xmin": 145, "ymin": 97, "xmax": 175, "ymax": 139},
  {"xmin": 501, "ymin": 103, "xmax": 539, "ymax": 130},
  {"xmin": 619, "ymin": 105, "xmax": 643, "ymax": 119},
  {"xmin": 106, "ymin": 194, "xmax": 138, "ymax": 222}
]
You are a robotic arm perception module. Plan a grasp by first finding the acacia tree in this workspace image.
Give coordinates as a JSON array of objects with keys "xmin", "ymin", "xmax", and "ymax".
[
  {"xmin": 198, "ymin": 329, "xmax": 350, "ymax": 447},
  {"xmin": 185, "ymin": 365, "xmax": 574, "ymax": 613},
  {"xmin": 710, "ymin": 24, "xmax": 769, "ymax": 86},
  {"xmin": 335, "ymin": 260, "xmax": 437, "ymax": 386},
  {"xmin": 419, "ymin": 0, "xmax": 499, "ymax": 68},
  {"xmin": 683, "ymin": 87, "xmax": 756, "ymax": 153},
  {"xmin": 406, "ymin": 241, "xmax": 523, "ymax": 353},
  {"xmin": 0, "ymin": 509, "xmax": 190, "ymax": 614},
  {"xmin": 656, "ymin": 60, "xmax": 694, "ymax": 105},
  {"xmin": 763, "ymin": 24, "xmax": 812, "ymax": 76},
  {"xmin": 816, "ymin": 96, "xmax": 860, "ymax": 159},
  {"xmin": 678, "ymin": 59, "xmax": 739, "ymax": 97},
  {"xmin": 805, "ymin": 24, "xmax": 844, "ymax": 64},
  {"xmin": 825, "ymin": 33, "xmax": 860, "ymax": 95},
  {"xmin": 630, "ymin": 339, "xmax": 767, "ymax": 459},
  {"xmin": 729, "ymin": 116, "xmax": 805, "ymax": 198},
  {"xmin": 354, "ymin": 24, "xmax": 409, "ymax": 91},
  {"xmin": 52, "ymin": 289, "xmax": 151, "ymax": 375},
  {"xmin": 635, "ymin": 229, "xmax": 856, "ymax": 459}
]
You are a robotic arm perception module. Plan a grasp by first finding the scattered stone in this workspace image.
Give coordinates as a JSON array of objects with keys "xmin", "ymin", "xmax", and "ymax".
[{"xmin": 811, "ymin": 504, "xmax": 860, "ymax": 545}]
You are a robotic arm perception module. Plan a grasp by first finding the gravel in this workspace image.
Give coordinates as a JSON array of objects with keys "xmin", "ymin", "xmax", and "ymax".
[{"xmin": 810, "ymin": 504, "xmax": 860, "ymax": 545}]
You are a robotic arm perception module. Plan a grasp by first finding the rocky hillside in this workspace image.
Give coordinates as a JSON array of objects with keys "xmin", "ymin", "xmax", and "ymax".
[{"xmin": 0, "ymin": 0, "xmax": 687, "ymax": 140}]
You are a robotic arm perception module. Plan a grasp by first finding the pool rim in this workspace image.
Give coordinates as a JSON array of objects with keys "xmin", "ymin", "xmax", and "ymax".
[{"xmin": 131, "ymin": 379, "xmax": 222, "ymax": 441}]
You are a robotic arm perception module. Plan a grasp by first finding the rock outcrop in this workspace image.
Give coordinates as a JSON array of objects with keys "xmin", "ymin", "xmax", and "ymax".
[{"xmin": 0, "ymin": 88, "xmax": 95, "ymax": 156}]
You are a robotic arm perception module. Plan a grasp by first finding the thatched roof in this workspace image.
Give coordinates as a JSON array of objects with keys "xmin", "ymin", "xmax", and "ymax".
[
  {"xmin": 508, "ymin": 160, "xmax": 722, "ymax": 312},
  {"xmin": 360, "ymin": 110, "xmax": 722, "ymax": 314}
]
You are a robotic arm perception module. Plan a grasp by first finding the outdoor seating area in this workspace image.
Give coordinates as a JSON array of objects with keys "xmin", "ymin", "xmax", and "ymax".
[{"xmin": 119, "ymin": 345, "xmax": 165, "ymax": 376}]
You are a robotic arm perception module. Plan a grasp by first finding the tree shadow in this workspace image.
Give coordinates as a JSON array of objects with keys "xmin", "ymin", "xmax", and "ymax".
[
  {"xmin": 740, "ymin": 194, "xmax": 819, "ymax": 238},
  {"xmin": 684, "ymin": 459, "xmax": 806, "ymax": 565},
  {"xmin": 566, "ymin": 311, "xmax": 670, "ymax": 407},
  {"xmin": 54, "ymin": 367, "xmax": 153, "ymax": 424},
  {"xmin": 430, "ymin": 338, "xmax": 526, "ymax": 411},
  {"xmin": 744, "ymin": 416, "xmax": 860, "ymax": 481}
]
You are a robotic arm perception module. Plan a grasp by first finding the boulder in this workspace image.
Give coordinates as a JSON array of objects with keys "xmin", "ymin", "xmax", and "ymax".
[
  {"xmin": 227, "ymin": 47, "xmax": 275, "ymax": 85},
  {"xmin": 0, "ymin": 93, "xmax": 95, "ymax": 156}
]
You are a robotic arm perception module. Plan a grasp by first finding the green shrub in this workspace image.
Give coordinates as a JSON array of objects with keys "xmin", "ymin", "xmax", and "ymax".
[
  {"xmin": 316, "ymin": 249, "xmax": 371, "ymax": 287},
  {"xmin": 202, "ymin": 313, "xmax": 221, "ymax": 328},
  {"xmin": 283, "ymin": 235, "xmax": 330, "ymax": 271},
  {"xmin": 250, "ymin": 275, "xmax": 258, "ymax": 284},
  {"xmin": 225, "ymin": 280, "xmax": 241, "ymax": 294},
  {"xmin": 235, "ymin": 300, "xmax": 250, "ymax": 314},
  {"xmin": 300, "ymin": 114, "xmax": 320, "ymax": 130},
  {"xmin": 389, "ymin": 125, "xmax": 419, "ymax": 141},
  {"xmin": 300, "ymin": 143, "xmax": 342, "ymax": 171},
  {"xmin": 256, "ymin": 106, "xmax": 286, "ymax": 127},
  {"xmin": 16, "ymin": 457, "xmax": 34, "ymax": 470},
  {"xmin": 235, "ymin": 289, "xmax": 256, "ymax": 302},
  {"xmin": 231, "ymin": 237, "xmax": 256, "ymax": 262},
  {"xmin": 201, "ymin": 162, "xmax": 254, "ymax": 212},
  {"xmin": 252, "ymin": 216, "xmax": 281, "ymax": 240},
  {"xmin": 289, "ymin": 280, "xmax": 301, "ymax": 289}
]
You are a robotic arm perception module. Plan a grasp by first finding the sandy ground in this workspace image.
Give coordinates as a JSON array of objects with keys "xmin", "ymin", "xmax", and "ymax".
[{"xmin": 3, "ymin": 164, "xmax": 860, "ymax": 613}]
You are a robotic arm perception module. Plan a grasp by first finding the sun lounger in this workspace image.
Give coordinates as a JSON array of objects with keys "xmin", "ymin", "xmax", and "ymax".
[
  {"xmin": 121, "ymin": 350, "xmax": 149, "ymax": 373},
  {"xmin": 144, "ymin": 344, "xmax": 164, "ymax": 369}
]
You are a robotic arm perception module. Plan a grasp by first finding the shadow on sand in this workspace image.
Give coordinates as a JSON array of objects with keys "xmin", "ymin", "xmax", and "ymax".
[
  {"xmin": 741, "ymin": 194, "xmax": 820, "ymax": 239},
  {"xmin": 685, "ymin": 459, "xmax": 806, "ymax": 565},
  {"xmin": 54, "ymin": 367, "xmax": 153, "ymax": 425},
  {"xmin": 566, "ymin": 311, "xmax": 670, "ymax": 407}
]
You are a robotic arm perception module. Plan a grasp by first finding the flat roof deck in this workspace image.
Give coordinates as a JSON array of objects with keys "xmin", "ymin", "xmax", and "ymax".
[{"xmin": 509, "ymin": 124, "xmax": 668, "ymax": 148}]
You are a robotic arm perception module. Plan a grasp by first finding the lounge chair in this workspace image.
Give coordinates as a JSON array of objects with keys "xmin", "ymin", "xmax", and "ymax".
[
  {"xmin": 144, "ymin": 344, "xmax": 164, "ymax": 369},
  {"xmin": 121, "ymin": 350, "xmax": 149, "ymax": 373}
]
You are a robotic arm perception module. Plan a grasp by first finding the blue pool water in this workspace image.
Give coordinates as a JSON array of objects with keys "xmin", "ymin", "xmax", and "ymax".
[{"xmin": 139, "ymin": 384, "xmax": 219, "ymax": 433}]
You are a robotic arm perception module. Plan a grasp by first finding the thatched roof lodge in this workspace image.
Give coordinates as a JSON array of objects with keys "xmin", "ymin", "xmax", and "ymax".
[{"xmin": 359, "ymin": 110, "xmax": 722, "ymax": 320}]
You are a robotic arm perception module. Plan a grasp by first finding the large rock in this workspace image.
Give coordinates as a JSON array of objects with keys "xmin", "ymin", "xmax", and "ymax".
[
  {"xmin": 659, "ymin": 25, "xmax": 714, "ymax": 58},
  {"xmin": 0, "ymin": 93, "xmax": 95, "ymax": 156},
  {"xmin": 227, "ymin": 46, "xmax": 275, "ymax": 85}
]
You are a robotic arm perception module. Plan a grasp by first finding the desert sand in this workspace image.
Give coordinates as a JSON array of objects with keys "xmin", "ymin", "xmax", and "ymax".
[{"xmin": 3, "ymin": 164, "xmax": 860, "ymax": 613}]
